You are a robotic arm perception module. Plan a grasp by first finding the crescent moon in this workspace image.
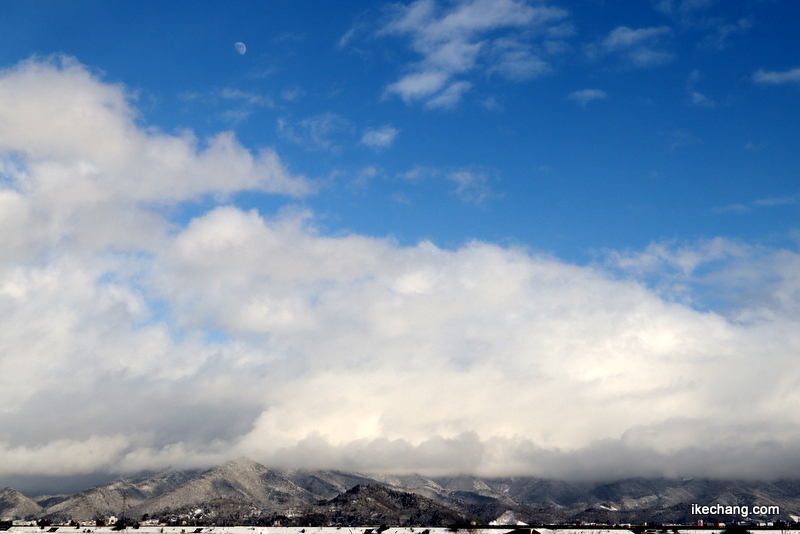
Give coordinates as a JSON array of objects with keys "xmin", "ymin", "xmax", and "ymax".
[{"xmin": 234, "ymin": 42, "xmax": 246, "ymax": 55}]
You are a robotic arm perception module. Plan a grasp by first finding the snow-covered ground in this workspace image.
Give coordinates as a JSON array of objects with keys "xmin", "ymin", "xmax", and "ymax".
[
  {"xmin": 3, "ymin": 529, "xmax": 797, "ymax": 534},
  {"xmin": 5, "ymin": 529, "xmax": 452, "ymax": 534},
  {"xmin": 2, "ymin": 528, "xmax": 497, "ymax": 534}
]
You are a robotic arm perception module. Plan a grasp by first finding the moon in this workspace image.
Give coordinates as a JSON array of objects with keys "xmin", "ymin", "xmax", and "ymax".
[{"xmin": 234, "ymin": 42, "xmax": 246, "ymax": 55}]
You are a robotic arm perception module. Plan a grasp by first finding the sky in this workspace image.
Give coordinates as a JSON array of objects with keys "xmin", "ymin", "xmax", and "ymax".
[{"xmin": 0, "ymin": 0, "xmax": 799, "ymax": 493}]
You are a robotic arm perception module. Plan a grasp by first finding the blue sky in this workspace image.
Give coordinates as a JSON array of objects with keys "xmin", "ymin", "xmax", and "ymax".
[
  {"xmin": 1, "ymin": 0, "xmax": 800, "ymax": 488},
  {"xmin": 4, "ymin": 0, "xmax": 797, "ymax": 258}
]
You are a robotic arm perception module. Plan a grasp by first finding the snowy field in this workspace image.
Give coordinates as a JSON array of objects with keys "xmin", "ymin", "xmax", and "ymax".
[
  {"xmin": 0, "ymin": 529, "xmax": 788, "ymax": 534},
  {"xmin": 4, "ymin": 528, "xmax": 797, "ymax": 534},
  {"xmin": 2, "ymin": 529, "xmax": 556, "ymax": 534}
]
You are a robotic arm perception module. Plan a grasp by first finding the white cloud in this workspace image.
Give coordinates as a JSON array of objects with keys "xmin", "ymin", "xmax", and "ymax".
[
  {"xmin": 0, "ymin": 56, "xmax": 310, "ymax": 263},
  {"xmin": 338, "ymin": 26, "xmax": 359, "ymax": 49},
  {"xmin": 489, "ymin": 37, "xmax": 551, "ymax": 81},
  {"xmin": 602, "ymin": 26, "xmax": 671, "ymax": 50},
  {"xmin": 653, "ymin": 0, "xmax": 675, "ymax": 14},
  {"xmin": 378, "ymin": 0, "xmax": 569, "ymax": 108},
  {"xmin": 605, "ymin": 237, "xmax": 749, "ymax": 279},
  {"xmin": 590, "ymin": 26, "xmax": 675, "ymax": 68},
  {"xmin": 217, "ymin": 88, "xmax": 274, "ymax": 123},
  {"xmin": 655, "ymin": 0, "xmax": 716, "ymax": 15},
  {"xmin": 347, "ymin": 166, "xmax": 380, "ymax": 192},
  {"xmin": 744, "ymin": 141, "xmax": 767, "ymax": 151},
  {"xmin": 219, "ymin": 87, "xmax": 273, "ymax": 107},
  {"xmin": 3, "ymin": 56, "xmax": 800, "ymax": 482},
  {"xmin": 604, "ymin": 238, "xmax": 800, "ymax": 322},
  {"xmin": 713, "ymin": 195, "xmax": 796, "ymax": 214},
  {"xmin": 446, "ymin": 169, "xmax": 496, "ymax": 204},
  {"xmin": 384, "ymin": 70, "xmax": 451, "ymax": 102},
  {"xmin": 360, "ymin": 125, "xmax": 400, "ymax": 148},
  {"xmin": 687, "ymin": 70, "xmax": 715, "ymax": 107},
  {"xmin": 392, "ymin": 192, "xmax": 414, "ymax": 206},
  {"xmin": 278, "ymin": 112, "xmax": 354, "ymax": 151},
  {"xmin": 397, "ymin": 165, "xmax": 498, "ymax": 204},
  {"xmin": 280, "ymin": 87, "xmax": 303, "ymax": 101},
  {"xmin": 655, "ymin": 0, "xmax": 750, "ymax": 50},
  {"xmin": 0, "ymin": 436, "xmax": 130, "ymax": 476},
  {"xmin": 754, "ymin": 196, "xmax": 796, "ymax": 207},
  {"xmin": 424, "ymin": 80, "xmax": 472, "ymax": 109},
  {"xmin": 677, "ymin": 0, "xmax": 715, "ymax": 12},
  {"xmin": 712, "ymin": 203, "xmax": 750, "ymax": 214},
  {"xmin": 660, "ymin": 128, "xmax": 702, "ymax": 150},
  {"xmin": 753, "ymin": 67, "xmax": 800, "ymax": 85},
  {"xmin": 689, "ymin": 90, "xmax": 714, "ymax": 107},
  {"xmin": 481, "ymin": 96, "xmax": 502, "ymax": 110},
  {"xmin": 567, "ymin": 89, "xmax": 608, "ymax": 106},
  {"xmin": 654, "ymin": 0, "xmax": 750, "ymax": 51},
  {"xmin": 700, "ymin": 18, "xmax": 752, "ymax": 50},
  {"xmin": 359, "ymin": 166, "xmax": 379, "ymax": 179}
]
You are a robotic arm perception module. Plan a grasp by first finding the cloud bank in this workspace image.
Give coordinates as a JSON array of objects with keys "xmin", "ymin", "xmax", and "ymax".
[{"xmin": 2, "ymin": 57, "xmax": 800, "ymax": 483}]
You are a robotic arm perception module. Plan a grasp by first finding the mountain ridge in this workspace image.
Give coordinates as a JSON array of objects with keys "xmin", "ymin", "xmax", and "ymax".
[{"xmin": 3, "ymin": 459, "xmax": 800, "ymax": 525}]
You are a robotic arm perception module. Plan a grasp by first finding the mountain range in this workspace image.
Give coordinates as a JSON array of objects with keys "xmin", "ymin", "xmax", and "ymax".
[{"xmin": 2, "ymin": 458, "xmax": 799, "ymax": 526}]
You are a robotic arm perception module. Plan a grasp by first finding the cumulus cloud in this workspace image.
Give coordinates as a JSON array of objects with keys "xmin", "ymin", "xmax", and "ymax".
[
  {"xmin": 377, "ymin": 0, "xmax": 569, "ymax": 108},
  {"xmin": 753, "ymin": 67, "xmax": 800, "ymax": 85},
  {"xmin": 0, "ymin": 62, "xmax": 308, "ymax": 201},
  {"xmin": 3, "ymin": 56, "xmax": 800, "ymax": 484},
  {"xmin": 567, "ymin": 89, "xmax": 608, "ymax": 106},
  {"xmin": 0, "ymin": 56, "xmax": 310, "ymax": 266},
  {"xmin": 361, "ymin": 125, "xmax": 400, "ymax": 148},
  {"xmin": 589, "ymin": 26, "xmax": 675, "ymax": 68}
]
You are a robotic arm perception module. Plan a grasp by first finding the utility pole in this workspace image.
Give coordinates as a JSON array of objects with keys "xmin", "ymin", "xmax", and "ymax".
[{"xmin": 119, "ymin": 488, "xmax": 127, "ymax": 530}]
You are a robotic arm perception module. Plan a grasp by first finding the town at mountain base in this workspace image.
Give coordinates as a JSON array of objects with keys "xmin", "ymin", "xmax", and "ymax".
[{"xmin": 1, "ymin": 458, "xmax": 799, "ymax": 526}]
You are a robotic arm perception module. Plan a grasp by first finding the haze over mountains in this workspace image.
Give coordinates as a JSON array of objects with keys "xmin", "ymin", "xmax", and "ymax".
[{"xmin": 1, "ymin": 459, "xmax": 799, "ymax": 526}]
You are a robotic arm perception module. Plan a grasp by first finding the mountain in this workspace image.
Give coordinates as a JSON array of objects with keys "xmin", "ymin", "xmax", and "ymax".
[
  {"xmin": 38, "ymin": 468, "xmax": 201, "ymax": 523},
  {"xmin": 132, "ymin": 457, "xmax": 315, "ymax": 519},
  {"xmin": 0, "ymin": 488, "xmax": 42, "ymax": 520},
  {"xmin": 284, "ymin": 469, "xmax": 384, "ymax": 500},
  {"xmin": 319, "ymin": 484, "xmax": 473, "ymax": 526},
  {"xmin": 5, "ymin": 459, "xmax": 800, "ymax": 525}
]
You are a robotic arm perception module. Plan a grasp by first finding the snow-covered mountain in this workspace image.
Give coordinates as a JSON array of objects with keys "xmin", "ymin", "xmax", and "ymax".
[
  {"xmin": 2, "ymin": 459, "xmax": 800, "ymax": 525},
  {"xmin": 0, "ymin": 488, "xmax": 42, "ymax": 520}
]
